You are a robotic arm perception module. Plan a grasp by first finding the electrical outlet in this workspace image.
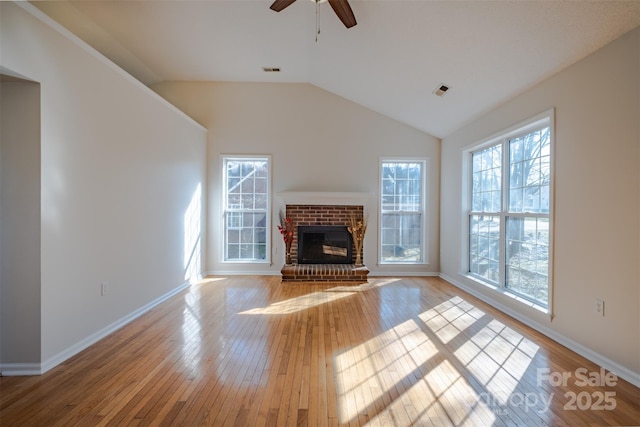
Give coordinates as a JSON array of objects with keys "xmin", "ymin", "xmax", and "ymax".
[
  {"xmin": 101, "ymin": 281, "xmax": 109, "ymax": 296},
  {"xmin": 595, "ymin": 299, "xmax": 604, "ymax": 317}
]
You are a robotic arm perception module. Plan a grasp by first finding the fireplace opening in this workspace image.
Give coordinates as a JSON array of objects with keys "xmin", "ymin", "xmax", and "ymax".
[{"xmin": 297, "ymin": 226, "xmax": 353, "ymax": 264}]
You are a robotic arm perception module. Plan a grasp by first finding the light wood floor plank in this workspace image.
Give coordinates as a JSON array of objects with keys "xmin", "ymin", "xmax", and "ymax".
[{"xmin": 1, "ymin": 276, "xmax": 638, "ymax": 426}]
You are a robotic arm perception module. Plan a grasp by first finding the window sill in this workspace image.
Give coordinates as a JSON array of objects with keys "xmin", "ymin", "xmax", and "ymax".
[
  {"xmin": 379, "ymin": 260, "xmax": 429, "ymax": 266},
  {"xmin": 465, "ymin": 274, "xmax": 550, "ymax": 315},
  {"xmin": 222, "ymin": 260, "xmax": 271, "ymax": 264}
]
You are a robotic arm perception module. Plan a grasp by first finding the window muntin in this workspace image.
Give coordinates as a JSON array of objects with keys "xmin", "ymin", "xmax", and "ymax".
[
  {"xmin": 508, "ymin": 127, "xmax": 551, "ymax": 214},
  {"xmin": 468, "ymin": 118, "xmax": 552, "ymax": 307},
  {"xmin": 471, "ymin": 145, "xmax": 502, "ymax": 213},
  {"xmin": 223, "ymin": 157, "xmax": 269, "ymax": 262},
  {"xmin": 468, "ymin": 214, "xmax": 500, "ymax": 284},
  {"xmin": 380, "ymin": 160, "xmax": 426, "ymax": 263},
  {"xmin": 505, "ymin": 216, "xmax": 549, "ymax": 302}
]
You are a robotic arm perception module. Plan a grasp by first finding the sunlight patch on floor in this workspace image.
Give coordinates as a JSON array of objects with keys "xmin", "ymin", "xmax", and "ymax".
[
  {"xmin": 420, "ymin": 359, "xmax": 496, "ymax": 426},
  {"xmin": 335, "ymin": 294, "xmax": 541, "ymax": 425},
  {"xmin": 239, "ymin": 278, "xmax": 400, "ymax": 315},
  {"xmin": 326, "ymin": 278, "xmax": 401, "ymax": 293},
  {"xmin": 240, "ymin": 290, "xmax": 356, "ymax": 315},
  {"xmin": 335, "ymin": 319, "xmax": 439, "ymax": 424},
  {"xmin": 456, "ymin": 320, "xmax": 539, "ymax": 405}
]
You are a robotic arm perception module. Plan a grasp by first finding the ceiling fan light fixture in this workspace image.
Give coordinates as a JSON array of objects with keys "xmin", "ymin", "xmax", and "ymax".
[{"xmin": 269, "ymin": 0, "xmax": 356, "ymax": 29}]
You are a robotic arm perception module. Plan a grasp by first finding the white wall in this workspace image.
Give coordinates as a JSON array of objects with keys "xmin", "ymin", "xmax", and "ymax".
[
  {"xmin": 151, "ymin": 82, "xmax": 441, "ymax": 276},
  {"xmin": 0, "ymin": 80, "xmax": 41, "ymax": 366},
  {"xmin": 441, "ymin": 27, "xmax": 640, "ymax": 383},
  {"xmin": 0, "ymin": 2, "xmax": 207, "ymax": 373}
]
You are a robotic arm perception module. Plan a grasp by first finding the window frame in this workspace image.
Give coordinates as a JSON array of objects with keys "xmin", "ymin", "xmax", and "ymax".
[
  {"xmin": 221, "ymin": 155, "xmax": 271, "ymax": 264},
  {"xmin": 463, "ymin": 110, "xmax": 554, "ymax": 311},
  {"xmin": 379, "ymin": 157, "xmax": 428, "ymax": 265}
]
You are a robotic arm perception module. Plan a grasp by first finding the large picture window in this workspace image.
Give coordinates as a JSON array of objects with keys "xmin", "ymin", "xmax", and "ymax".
[
  {"xmin": 467, "ymin": 113, "xmax": 552, "ymax": 307},
  {"xmin": 222, "ymin": 156, "xmax": 270, "ymax": 262},
  {"xmin": 380, "ymin": 159, "xmax": 427, "ymax": 264}
]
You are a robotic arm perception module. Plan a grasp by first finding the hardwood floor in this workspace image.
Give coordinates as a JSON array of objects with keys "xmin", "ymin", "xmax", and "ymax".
[{"xmin": 1, "ymin": 276, "xmax": 638, "ymax": 426}]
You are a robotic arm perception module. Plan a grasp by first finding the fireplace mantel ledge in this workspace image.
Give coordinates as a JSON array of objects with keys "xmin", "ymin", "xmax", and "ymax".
[{"xmin": 276, "ymin": 191, "xmax": 374, "ymax": 206}]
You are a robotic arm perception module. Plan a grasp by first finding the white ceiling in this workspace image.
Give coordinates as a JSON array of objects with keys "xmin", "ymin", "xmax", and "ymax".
[{"xmin": 33, "ymin": 0, "xmax": 640, "ymax": 138}]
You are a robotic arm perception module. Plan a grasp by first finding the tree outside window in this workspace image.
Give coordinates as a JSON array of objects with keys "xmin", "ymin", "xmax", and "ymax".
[
  {"xmin": 468, "ymin": 117, "xmax": 552, "ymax": 307},
  {"xmin": 380, "ymin": 160, "xmax": 427, "ymax": 264}
]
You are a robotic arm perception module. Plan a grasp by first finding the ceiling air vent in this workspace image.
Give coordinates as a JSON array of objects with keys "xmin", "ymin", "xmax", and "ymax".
[
  {"xmin": 433, "ymin": 83, "xmax": 450, "ymax": 97},
  {"xmin": 262, "ymin": 67, "xmax": 281, "ymax": 73}
]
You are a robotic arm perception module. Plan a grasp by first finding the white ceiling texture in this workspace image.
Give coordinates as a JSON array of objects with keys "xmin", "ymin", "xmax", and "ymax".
[{"xmin": 32, "ymin": 0, "xmax": 640, "ymax": 138}]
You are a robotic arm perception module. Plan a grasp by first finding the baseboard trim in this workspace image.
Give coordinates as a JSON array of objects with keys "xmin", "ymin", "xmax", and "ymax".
[
  {"xmin": 0, "ymin": 363, "xmax": 42, "ymax": 376},
  {"xmin": 368, "ymin": 271, "xmax": 439, "ymax": 277},
  {"xmin": 440, "ymin": 273, "xmax": 640, "ymax": 388},
  {"xmin": 1, "ymin": 281, "xmax": 191, "ymax": 377},
  {"xmin": 206, "ymin": 270, "xmax": 439, "ymax": 278},
  {"xmin": 206, "ymin": 270, "xmax": 280, "ymax": 276}
]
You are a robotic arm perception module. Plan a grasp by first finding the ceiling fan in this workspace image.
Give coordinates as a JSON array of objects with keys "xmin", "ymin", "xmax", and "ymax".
[{"xmin": 270, "ymin": 0, "xmax": 357, "ymax": 29}]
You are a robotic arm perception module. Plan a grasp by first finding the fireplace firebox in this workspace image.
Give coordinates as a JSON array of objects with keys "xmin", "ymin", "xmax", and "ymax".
[{"xmin": 297, "ymin": 226, "xmax": 353, "ymax": 264}]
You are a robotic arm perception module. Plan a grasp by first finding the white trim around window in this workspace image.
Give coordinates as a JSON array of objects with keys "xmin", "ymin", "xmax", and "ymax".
[
  {"xmin": 379, "ymin": 157, "xmax": 429, "ymax": 265},
  {"xmin": 221, "ymin": 155, "xmax": 271, "ymax": 263},
  {"xmin": 462, "ymin": 109, "xmax": 554, "ymax": 312}
]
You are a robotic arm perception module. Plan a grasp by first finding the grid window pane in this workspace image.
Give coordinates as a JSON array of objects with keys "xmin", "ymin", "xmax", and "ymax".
[
  {"xmin": 468, "ymin": 122, "xmax": 551, "ymax": 307},
  {"xmin": 469, "ymin": 215, "xmax": 501, "ymax": 284},
  {"xmin": 224, "ymin": 158, "xmax": 269, "ymax": 261},
  {"xmin": 381, "ymin": 162, "xmax": 422, "ymax": 212},
  {"xmin": 381, "ymin": 213, "xmax": 422, "ymax": 262},
  {"xmin": 380, "ymin": 161, "xmax": 425, "ymax": 263},
  {"xmin": 471, "ymin": 145, "xmax": 502, "ymax": 213},
  {"xmin": 225, "ymin": 211, "xmax": 267, "ymax": 260},
  {"xmin": 506, "ymin": 217, "xmax": 549, "ymax": 302},
  {"xmin": 227, "ymin": 244, "xmax": 239, "ymax": 259},
  {"xmin": 508, "ymin": 127, "xmax": 551, "ymax": 214}
]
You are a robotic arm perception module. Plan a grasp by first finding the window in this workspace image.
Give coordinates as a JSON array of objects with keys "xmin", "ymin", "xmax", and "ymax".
[
  {"xmin": 222, "ymin": 156, "xmax": 270, "ymax": 262},
  {"xmin": 380, "ymin": 159, "xmax": 427, "ymax": 263},
  {"xmin": 467, "ymin": 113, "xmax": 552, "ymax": 307}
]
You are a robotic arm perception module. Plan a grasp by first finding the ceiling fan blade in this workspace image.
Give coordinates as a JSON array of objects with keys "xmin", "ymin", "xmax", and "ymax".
[
  {"xmin": 327, "ymin": 0, "xmax": 357, "ymax": 28},
  {"xmin": 270, "ymin": 0, "xmax": 297, "ymax": 12}
]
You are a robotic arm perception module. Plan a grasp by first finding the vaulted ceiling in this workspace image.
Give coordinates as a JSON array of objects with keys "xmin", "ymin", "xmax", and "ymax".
[{"xmin": 33, "ymin": 0, "xmax": 640, "ymax": 138}]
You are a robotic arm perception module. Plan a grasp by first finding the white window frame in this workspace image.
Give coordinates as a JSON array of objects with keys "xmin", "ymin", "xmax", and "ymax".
[
  {"xmin": 221, "ymin": 155, "xmax": 271, "ymax": 263},
  {"xmin": 379, "ymin": 157, "xmax": 428, "ymax": 265},
  {"xmin": 462, "ymin": 110, "xmax": 554, "ymax": 311}
]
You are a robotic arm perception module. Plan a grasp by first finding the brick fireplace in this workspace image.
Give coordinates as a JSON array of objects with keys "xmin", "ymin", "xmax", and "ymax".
[
  {"xmin": 286, "ymin": 204, "xmax": 361, "ymax": 264},
  {"xmin": 280, "ymin": 203, "xmax": 369, "ymax": 282}
]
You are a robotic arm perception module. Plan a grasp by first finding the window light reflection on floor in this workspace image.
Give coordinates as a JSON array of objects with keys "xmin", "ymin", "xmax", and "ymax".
[
  {"xmin": 240, "ymin": 290, "xmax": 356, "ymax": 315},
  {"xmin": 335, "ymin": 318, "xmax": 442, "ymax": 425},
  {"xmin": 335, "ymin": 295, "xmax": 541, "ymax": 425},
  {"xmin": 181, "ymin": 285, "xmax": 203, "ymax": 377},
  {"xmin": 239, "ymin": 279, "xmax": 400, "ymax": 315}
]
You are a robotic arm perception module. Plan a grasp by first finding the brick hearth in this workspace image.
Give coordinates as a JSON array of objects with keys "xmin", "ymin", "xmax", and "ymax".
[{"xmin": 281, "ymin": 264, "xmax": 369, "ymax": 283}]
